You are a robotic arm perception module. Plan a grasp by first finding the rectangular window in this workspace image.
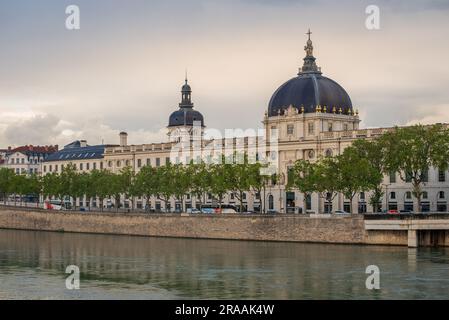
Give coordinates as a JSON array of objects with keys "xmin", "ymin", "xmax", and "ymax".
[
  {"xmin": 86, "ymin": 163, "xmax": 90, "ymax": 170},
  {"xmin": 43, "ymin": 165, "xmax": 47, "ymax": 173},
  {"xmin": 405, "ymin": 171, "xmax": 412, "ymax": 183},
  {"xmin": 80, "ymin": 163, "xmax": 83, "ymax": 171},
  {"xmin": 421, "ymin": 170, "xmax": 428, "ymax": 183},
  {"xmin": 389, "ymin": 172, "xmax": 396, "ymax": 183},
  {"xmin": 137, "ymin": 159, "xmax": 142, "ymax": 168},
  {"xmin": 93, "ymin": 162, "xmax": 97, "ymax": 170},
  {"xmin": 55, "ymin": 165, "xmax": 58, "ymax": 172},
  {"xmin": 328, "ymin": 122, "xmax": 333, "ymax": 132},
  {"xmin": 308, "ymin": 122, "xmax": 314, "ymax": 135},
  {"xmin": 146, "ymin": 159, "xmax": 151, "ymax": 166},
  {"xmin": 100, "ymin": 162, "xmax": 103, "ymax": 170},
  {"xmin": 439, "ymin": 169, "xmax": 446, "ymax": 182},
  {"xmin": 390, "ymin": 192, "xmax": 396, "ymax": 199},
  {"xmin": 270, "ymin": 126, "xmax": 277, "ymax": 137},
  {"xmin": 49, "ymin": 165, "xmax": 52, "ymax": 172},
  {"xmin": 166, "ymin": 157, "xmax": 170, "ymax": 165},
  {"xmin": 343, "ymin": 123, "xmax": 349, "ymax": 131},
  {"xmin": 287, "ymin": 124, "xmax": 294, "ymax": 135},
  {"xmin": 156, "ymin": 158, "xmax": 160, "ymax": 167}
]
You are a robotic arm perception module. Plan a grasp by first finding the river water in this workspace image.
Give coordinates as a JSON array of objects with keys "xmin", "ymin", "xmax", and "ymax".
[{"xmin": 0, "ymin": 229, "xmax": 448, "ymax": 300}]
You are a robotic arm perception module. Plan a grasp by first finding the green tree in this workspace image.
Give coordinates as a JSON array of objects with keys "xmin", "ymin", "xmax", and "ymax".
[
  {"xmin": 42, "ymin": 172, "xmax": 62, "ymax": 202},
  {"xmin": 0, "ymin": 168, "xmax": 15, "ymax": 204},
  {"xmin": 188, "ymin": 162, "xmax": 210, "ymax": 209},
  {"xmin": 350, "ymin": 139, "xmax": 386, "ymax": 212},
  {"xmin": 90, "ymin": 169, "xmax": 114, "ymax": 211},
  {"xmin": 154, "ymin": 163, "xmax": 175, "ymax": 212},
  {"xmin": 59, "ymin": 164, "xmax": 80, "ymax": 209},
  {"xmin": 314, "ymin": 157, "xmax": 342, "ymax": 214},
  {"xmin": 172, "ymin": 164, "xmax": 191, "ymax": 212},
  {"xmin": 209, "ymin": 163, "xmax": 230, "ymax": 211},
  {"xmin": 227, "ymin": 154, "xmax": 253, "ymax": 213},
  {"xmin": 134, "ymin": 165, "xmax": 158, "ymax": 211},
  {"xmin": 337, "ymin": 146, "xmax": 382, "ymax": 214},
  {"xmin": 288, "ymin": 159, "xmax": 319, "ymax": 213},
  {"xmin": 381, "ymin": 124, "xmax": 449, "ymax": 212}
]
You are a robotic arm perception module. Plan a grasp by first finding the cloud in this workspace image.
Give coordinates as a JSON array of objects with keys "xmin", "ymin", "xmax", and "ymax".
[
  {"xmin": 2, "ymin": 114, "xmax": 61, "ymax": 146},
  {"xmin": 406, "ymin": 104, "xmax": 449, "ymax": 126}
]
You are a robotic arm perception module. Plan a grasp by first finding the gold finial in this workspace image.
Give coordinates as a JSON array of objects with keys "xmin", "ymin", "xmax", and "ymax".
[
  {"xmin": 338, "ymin": 107, "xmax": 343, "ymax": 114},
  {"xmin": 332, "ymin": 106, "xmax": 336, "ymax": 114},
  {"xmin": 323, "ymin": 106, "xmax": 327, "ymax": 113},
  {"xmin": 316, "ymin": 105, "xmax": 321, "ymax": 113},
  {"xmin": 300, "ymin": 105, "xmax": 305, "ymax": 113},
  {"xmin": 355, "ymin": 109, "xmax": 359, "ymax": 116}
]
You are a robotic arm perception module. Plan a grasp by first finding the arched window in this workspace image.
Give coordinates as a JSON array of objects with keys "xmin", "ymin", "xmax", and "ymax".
[{"xmin": 268, "ymin": 195, "xmax": 274, "ymax": 210}]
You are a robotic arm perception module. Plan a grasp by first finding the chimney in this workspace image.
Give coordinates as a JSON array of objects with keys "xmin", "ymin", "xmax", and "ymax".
[
  {"xmin": 119, "ymin": 132, "xmax": 128, "ymax": 147},
  {"xmin": 80, "ymin": 140, "xmax": 87, "ymax": 148}
]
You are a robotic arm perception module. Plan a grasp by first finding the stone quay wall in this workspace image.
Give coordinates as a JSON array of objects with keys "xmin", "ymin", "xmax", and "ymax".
[{"xmin": 0, "ymin": 207, "xmax": 417, "ymax": 246}]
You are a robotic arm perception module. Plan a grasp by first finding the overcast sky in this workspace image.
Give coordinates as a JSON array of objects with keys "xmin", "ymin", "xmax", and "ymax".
[{"xmin": 1, "ymin": 0, "xmax": 449, "ymax": 147}]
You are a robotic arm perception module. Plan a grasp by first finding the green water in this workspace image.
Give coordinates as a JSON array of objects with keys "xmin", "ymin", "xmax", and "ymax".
[{"xmin": 0, "ymin": 229, "xmax": 448, "ymax": 299}]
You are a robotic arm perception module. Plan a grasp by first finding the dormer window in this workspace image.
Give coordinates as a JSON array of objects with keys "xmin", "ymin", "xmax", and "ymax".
[{"xmin": 287, "ymin": 124, "xmax": 294, "ymax": 135}]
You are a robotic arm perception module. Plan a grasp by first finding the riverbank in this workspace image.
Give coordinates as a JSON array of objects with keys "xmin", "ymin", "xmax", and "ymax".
[{"xmin": 0, "ymin": 207, "xmax": 420, "ymax": 246}]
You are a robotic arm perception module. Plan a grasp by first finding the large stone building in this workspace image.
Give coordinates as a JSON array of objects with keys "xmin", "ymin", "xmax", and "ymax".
[
  {"xmin": 41, "ymin": 33, "xmax": 449, "ymax": 213},
  {"xmin": 1, "ymin": 145, "xmax": 58, "ymax": 175}
]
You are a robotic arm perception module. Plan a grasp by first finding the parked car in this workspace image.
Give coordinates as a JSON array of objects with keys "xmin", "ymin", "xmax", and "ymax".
[
  {"xmin": 186, "ymin": 208, "xmax": 201, "ymax": 214},
  {"xmin": 334, "ymin": 210, "xmax": 350, "ymax": 215},
  {"xmin": 267, "ymin": 209, "xmax": 279, "ymax": 214},
  {"xmin": 221, "ymin": 208, "xmax": 237, "ymax": 214},
  {"xmin": 387, "ymin": 209, "xmax": 399, "ymax": 214},
  {"xmin": 399, "ymin": 210, "xmax": 413, "ymax": 214},
  {"xmin": 201, "ymin": 207, "xmax": 215, "ymax": 214}
]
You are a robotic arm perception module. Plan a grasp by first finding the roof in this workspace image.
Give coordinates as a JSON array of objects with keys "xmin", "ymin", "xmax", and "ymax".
[
  {"xmin": 268, "ymin": 73, "xmax": 353, "ymax": 116},
  {"xmin": 7, "ymin": 145, "xmax": 58, "ymax": 156},
  {"xmin": 168, "ymin": 108, "xmax": 205, "ymax": 127},
  {"xmin": 44, "ymin": 144, "xmax": 111, "ymax": 162}
]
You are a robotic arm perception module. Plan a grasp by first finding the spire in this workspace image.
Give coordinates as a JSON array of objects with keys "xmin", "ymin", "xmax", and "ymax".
[
  {"xmin": 180, "ymin": 75, "xmax": 193, "ymax": 108},
  {"xmin": 298, "ymin": 29, "xmax": 321, "ymax": 75}
]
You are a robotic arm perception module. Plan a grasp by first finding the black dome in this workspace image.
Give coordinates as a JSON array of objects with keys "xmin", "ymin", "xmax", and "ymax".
[
  {"xmin": 168, "ymin": 109, "xmax": 204, "ymax": 127},
  {"xmin": 268, "ymin": 73, "xmax": 352, "ymax": 116}
]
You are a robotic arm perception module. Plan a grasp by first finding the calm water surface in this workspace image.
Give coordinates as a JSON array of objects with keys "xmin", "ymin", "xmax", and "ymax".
[{"xmin": 0, "ymin": 229, "xmax": 449, "ymax": 300}]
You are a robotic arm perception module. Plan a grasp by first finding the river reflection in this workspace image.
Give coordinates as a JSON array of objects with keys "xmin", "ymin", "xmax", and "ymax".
[{"xmin": 0, "ymin": 229, "xmax": 449, "ymax": 299}]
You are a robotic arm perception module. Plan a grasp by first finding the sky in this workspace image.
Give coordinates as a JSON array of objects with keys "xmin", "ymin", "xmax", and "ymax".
[{"xmin": 1, "ymin": 0, "xmax": 449, "ymax": 147}]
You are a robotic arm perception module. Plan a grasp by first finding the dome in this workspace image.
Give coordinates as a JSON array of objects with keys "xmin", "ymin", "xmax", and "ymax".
[
  {"xmin": 268, "ymin": 29, "xmax": 353, "ymax": 117},
  {"xmin": 167, "ymin": 78, "xmax": 205, "ymax": 127},
  {"xmin": 268, "ymin": 73, "xmax": 352, "ymax": 116},
  {"xmin": 168, "ymin": 108, "xmax": 204, "ymax": 127}
]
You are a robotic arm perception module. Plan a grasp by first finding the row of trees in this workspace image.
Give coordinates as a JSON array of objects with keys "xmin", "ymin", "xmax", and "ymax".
[
  {"xmin": 0, "ymin": 156, "xmax": 275, "ymax": 213},
  {"xmin": 1, "ymin": 124, "xmax": 448, "ymax": 214},
  {"xmin": 287, "ymin": 124, "xmax": 449, "ymax": 213}
]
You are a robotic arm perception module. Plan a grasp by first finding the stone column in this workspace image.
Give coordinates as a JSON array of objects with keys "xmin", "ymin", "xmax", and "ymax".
[{"xmin": 408, "ymin": 229, "xmax": 418, "ymax": 248}]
